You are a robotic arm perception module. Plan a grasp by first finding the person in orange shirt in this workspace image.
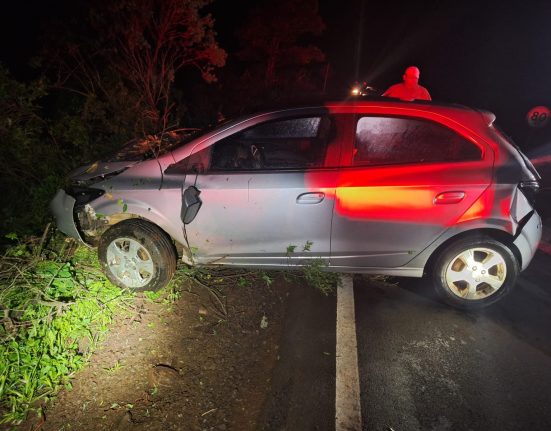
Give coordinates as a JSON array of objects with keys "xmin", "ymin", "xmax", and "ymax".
[{"xmin": 382, "ymin": 66, "xmax": 431, "ymax": 101}]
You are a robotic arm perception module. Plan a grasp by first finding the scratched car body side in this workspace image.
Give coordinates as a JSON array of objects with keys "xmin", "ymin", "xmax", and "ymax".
[{"xmin": 50, "ymin": 99, "xmax": 542, "ymax": 307}]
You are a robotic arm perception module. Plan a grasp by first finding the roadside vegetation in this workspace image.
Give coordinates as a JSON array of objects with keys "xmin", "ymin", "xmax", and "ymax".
[
  {"xmin": 0, "ymin": 0, "xmax": 330, "ymax": 426},
  {"xmin": 287, "ymin": 241, "xmax": 340, "ymax": 296},
  {"xmin": 0, "ymin": 229, "xmax": 134, "ymax": 424},
  {"xmin": 0, "ymin": 230, "xmax": 338, "ymax": 425},
  {"xmin": 0, "ymin": 0, "xmax": 327, "ymax": 237}
]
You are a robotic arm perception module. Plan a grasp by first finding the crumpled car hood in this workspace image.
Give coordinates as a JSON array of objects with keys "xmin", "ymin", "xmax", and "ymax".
[
  {"xmin": 67, "ymin": 129, "xmax": 202, "ymax": 184},
  {"xmin": 68, "ymin": 161, "xmax": 138, "ymax": 182}
]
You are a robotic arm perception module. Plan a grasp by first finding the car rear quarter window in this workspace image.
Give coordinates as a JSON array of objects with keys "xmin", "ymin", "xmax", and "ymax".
[{"xmin": 353, "ymin": 116, "xmax": 482, "ymax": 166}]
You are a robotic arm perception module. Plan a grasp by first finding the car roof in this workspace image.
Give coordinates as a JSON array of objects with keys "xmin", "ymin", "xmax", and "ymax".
[
  {"xmin": 248, "ymin": 98, "xmax": 496, "ymax": 133},
  {"xmin": 171, "ymin": 98, "xmax": 498, "ymax": 162}
]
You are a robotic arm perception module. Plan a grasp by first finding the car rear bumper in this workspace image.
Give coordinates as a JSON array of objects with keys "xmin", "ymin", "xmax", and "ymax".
[
  {"xmin": 49, "ymin": 189, "xmax": 84, "ymax": 242},
  {"xmin": 513, "ymin": 210, "xmax": 542, "ymax": 271}
]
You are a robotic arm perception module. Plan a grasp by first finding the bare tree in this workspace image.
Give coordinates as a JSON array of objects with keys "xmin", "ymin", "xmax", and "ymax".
[
  {"xmin": 46, "ymin": 0, "xmax": 227, "ymax": 134},
  {"xmin": 106, "ymin": 0, "xmax": 226, "ymax": 130}
]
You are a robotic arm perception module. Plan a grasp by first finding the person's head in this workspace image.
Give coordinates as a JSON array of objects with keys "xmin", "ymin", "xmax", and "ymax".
[{"xmin": 402, "ymin": 66, "xmax": 420, "ymax": 87}]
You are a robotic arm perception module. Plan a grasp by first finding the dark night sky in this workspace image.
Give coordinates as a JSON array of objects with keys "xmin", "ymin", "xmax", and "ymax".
[{"xmin": 2, "ymin": 0, "xmax": 551, "ymax": 145}]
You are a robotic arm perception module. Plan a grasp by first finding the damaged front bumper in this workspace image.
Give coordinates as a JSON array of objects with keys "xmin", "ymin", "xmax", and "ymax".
[
  {"xmin": 49, "ymin": 189, "xmax": 83, "ymax": 241},
  {"xmin": 50, "ymin": 188, "xmax": 109, "ymax": 244}
]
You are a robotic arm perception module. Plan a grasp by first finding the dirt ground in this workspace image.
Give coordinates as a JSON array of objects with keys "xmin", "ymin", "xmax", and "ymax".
[{"xmin": 20, "ymin": 269, "xmax": 293, "ymax": 431}]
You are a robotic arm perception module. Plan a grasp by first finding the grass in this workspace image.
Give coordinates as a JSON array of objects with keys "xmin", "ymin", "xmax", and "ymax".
[
  {"xmin": 0, "ymin": 229, "xmax": 134, "ymax": 425},
  {"xmin": 0, "ymin": 233, "xmax": 339, "ymax": 425},
  {"xmin": 285, "ymin": 241, "xmax": 340, "ymax": 296}
]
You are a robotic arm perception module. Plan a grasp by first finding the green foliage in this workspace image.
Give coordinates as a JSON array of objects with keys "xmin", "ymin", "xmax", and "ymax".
[
  {"xmin": 0, "ymin": 64, "xmax": 138, "ymax": 236},
  {"xmin": 286, "ymin": 241, "xmax": 339, "ymax": 296},
  {"xmin": 117, "ymin": 198, "xmax": 128, "ymax": 213},
  {"xmin": 0, "ymin": 233, "xmax": 133, "ymax": 425},
  {"xmin": 301, "ymin": 258, "xmax": 339, "ymax": 296},
  {"xmin": 104, "ymin": 360, "xmax": 125, "ymax": 375},
  {"xmin": 238, "ymin": 277, "xmax": 252, "ymax": 288},
  {"xmin": 260, "ymin": 272, "xmax": 274, "ymax": 287},
  {"xmin": 0, "ymin": 65, "xmax": 59, "ymax": 235},
  {"xmin": 143, "ymin": 290, "xmax": 162, "ymax": 302},
  {"xmin": 0, "ymin": 0, "xmax": 229, "ymax": 236}
]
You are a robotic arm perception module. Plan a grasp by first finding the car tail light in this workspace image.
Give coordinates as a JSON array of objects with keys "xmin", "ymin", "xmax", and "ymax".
[{"xmin": 518, "ymin": 180, "xmax": 540, "ymax": 205}]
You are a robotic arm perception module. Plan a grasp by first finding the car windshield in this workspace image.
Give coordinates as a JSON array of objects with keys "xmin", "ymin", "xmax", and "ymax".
[{"xmin": 102, "ymin": 127, "xmax": 213, "ymax": 162}]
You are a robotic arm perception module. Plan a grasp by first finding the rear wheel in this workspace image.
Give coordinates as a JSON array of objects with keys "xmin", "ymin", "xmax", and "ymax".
[
  {"xmin": 98, "ymin": 219, "xmax": 176, "ymax": 292},
  {"xmin": 432, "ymin": 236, "xmax": 519, "ymax": 309}
]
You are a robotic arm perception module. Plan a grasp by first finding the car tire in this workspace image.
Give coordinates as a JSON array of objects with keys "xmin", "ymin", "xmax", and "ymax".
[
  {"xmin": 432, "ymin": 236, "xmax": 519, "ymax": 309},
  {"xmin": 98, "ymin": 219, "xmax": 177, "ymax": 292}
]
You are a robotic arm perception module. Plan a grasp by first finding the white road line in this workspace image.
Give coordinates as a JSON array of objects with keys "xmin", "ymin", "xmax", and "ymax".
[{"xmin": 336, "ymin": 274, "xmax": 362, "ymax": 431}]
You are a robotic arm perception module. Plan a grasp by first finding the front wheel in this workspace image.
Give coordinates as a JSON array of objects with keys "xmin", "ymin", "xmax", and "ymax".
[
  {"xmin": 432, "ymin": 236, "xmax": 519, "ymax": 309},
  {"xmin": 98, "ymin": 219, "xmax": 177, "ymax": 292}
]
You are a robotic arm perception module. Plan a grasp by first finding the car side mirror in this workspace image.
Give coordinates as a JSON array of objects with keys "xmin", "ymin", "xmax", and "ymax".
[{"xmin": 181, "ymin": 186, "xmax": 202, "ymax": 224}]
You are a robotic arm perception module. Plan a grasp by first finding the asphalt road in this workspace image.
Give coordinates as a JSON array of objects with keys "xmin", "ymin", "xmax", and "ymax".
[
  {"xmin": 261, "ymin": 249, "xmax": 551, "ymax": 431},
  {"xmin": 356, "ymin": 250, "xmax": 551, "ymax": 431},
  {"xmin": 260, "ymin": 283, "xmax": 337, "ymax": 430}
]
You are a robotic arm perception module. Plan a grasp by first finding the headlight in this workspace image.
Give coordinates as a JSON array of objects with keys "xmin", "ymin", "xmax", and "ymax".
[{"xmin": 66, "ymin": 187, "xmax": 105, "ymax": 205}]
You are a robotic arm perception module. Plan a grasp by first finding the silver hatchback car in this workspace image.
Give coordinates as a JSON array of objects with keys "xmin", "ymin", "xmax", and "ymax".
[{"xmin": 50, "ymin": 100, "xmax": 542, "ymax": 309}]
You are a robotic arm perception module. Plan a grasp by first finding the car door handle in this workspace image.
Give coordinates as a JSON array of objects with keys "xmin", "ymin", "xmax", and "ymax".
[
  {"xmin": 434, "ymin": 191, "xmax": 465, "ymax": 204},
  {"xmin": 296, "ymin": 192, "xmax": 325, "ymax": 204}
]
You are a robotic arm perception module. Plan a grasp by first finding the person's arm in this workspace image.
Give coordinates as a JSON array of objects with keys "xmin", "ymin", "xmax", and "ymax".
[
  {"xmin": 421, "ymin": 87, "xmax": 432, "ymax": 101},
  {"xmin": 382, "ymin": 84, "xmax": 397, "ymax": 97}
]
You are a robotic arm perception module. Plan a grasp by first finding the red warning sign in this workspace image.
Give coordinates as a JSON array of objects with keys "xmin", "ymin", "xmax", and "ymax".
[{"xmin": 527, "ymin": 106, "xmax": 550, "ymax": 128}]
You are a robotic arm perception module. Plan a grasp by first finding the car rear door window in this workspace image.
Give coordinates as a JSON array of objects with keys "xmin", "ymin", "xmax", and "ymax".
[{"xmin": 354, "ymin": 116, "xmax": 482, "ymax": 166}]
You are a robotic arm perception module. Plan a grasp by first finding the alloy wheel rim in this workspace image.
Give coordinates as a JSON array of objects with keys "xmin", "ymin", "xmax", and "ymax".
[
  {"xmin": 106, "ymin": 237, "xmax": 154, "ymax": 288},
  {"xmin": 445, "ymin": 247, "xmax": 507, "ymax": 300}
]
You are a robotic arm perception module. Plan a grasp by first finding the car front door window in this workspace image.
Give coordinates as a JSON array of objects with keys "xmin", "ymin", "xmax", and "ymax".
[{"xmin": 209, "ymin": 116, "xmax": 332, "ymax": 171}]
